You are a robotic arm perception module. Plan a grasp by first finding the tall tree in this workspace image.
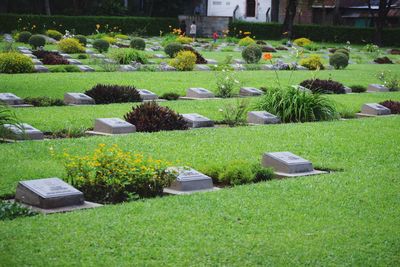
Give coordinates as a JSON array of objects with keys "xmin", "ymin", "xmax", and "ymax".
[
  {"xmin": 282, "ymin": 0, "xmax": 298, "ymax": 39},
  {"xmin": 44, "ymin": 0, "xmax": 51, "ymax": 15},
  {"xmin": 368, "ymin": 0, "xmax": 394, "ymax": 46}
]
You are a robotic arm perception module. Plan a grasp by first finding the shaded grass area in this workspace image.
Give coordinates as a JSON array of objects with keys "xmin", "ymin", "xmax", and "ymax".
[
  {"xmin": 0, "ymin": 116, "xmax": 399, "ymax": 265},
  {"xmin": 9, "ymin": 91, "xmax": 400, "ymax": 132},
  {"xmin": 1, "ymin": 64, "xmax": 400, "ymax": 98}
]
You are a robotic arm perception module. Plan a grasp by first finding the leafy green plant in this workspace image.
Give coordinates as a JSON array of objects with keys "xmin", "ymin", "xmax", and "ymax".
[
  {"xmin": 363, "ymin": 43, "xmax": 379, "ymax": 53},
  {"xmin": 110, "ymin": 49, "xmax": 148, "ymax": 64},
  {"xmin": 164, "ymin": 42, "xmax": 183, "ymax": 58},
  {"xmin": 379, "ymin": 100, "xmax": 400, "ymax": 114},
  {"xmin": 45, "ymin": 29, "xmax": 62, "ymax": 40},
  {"xmin": 93, "ymin": 39, "xmax": 110, "ymax": 53},
  {"xmin": 130, "ymin": 37, "xmax": 146, "ymax": 50},
  {"xmin": 85, "ymin": 84, "xmax": 141, "ymax": 104},
  {"xmin": 124, "ymin": 102, "xmax": 188, "ymax": 132},
  {"xmin": 0, "ymin": 103, "xmax": 20, "ymax": 139},
  {"xmin": 28, "ymin": 35, "xmax": 45, "ymax": 49},
  {"xmin": 350, "ymin": 85, "xmax": 367, "ymax": 93},
  {"xmin": 215, "ymin": 69, "xmax": 240, "ymax": 98},
  {"xmin": 17, "ymin": 31, "xmax": 31, "ymax": 43},
  {"xmin": 0, "ymin": 52, "xmax": 34, "ymax": 74},
  {"xmin": 77, "ymin": 54, "xmax": 88, "ymax": 59},
  {"xmin": 329, "ymin": 52, "xmax": 349, "ymax": 69},
  {"xmin": 300, "ymin": 79, "xmax": 346, "ymax": 94},
  {"xmin": 0, "ymin": 201, "xmax": 37, "ymax": 221},
  {"xmin": 242, "ymin": 44, "xmax": 262, "ymax": 64},
  {"xmin": 64, "ymin": 144, "xmax": 176, "ymax": 203},
  {"xmin": 74, "ymin": 35, "xmax": 87, "ymax": 46},
  {"xmin": 377, "ymin": 71, "xmax": 400, "ymax": 91},
  {"xmin": 169, "ymin": 50, "xmax": 196, "ymax": 71},
  {"xmin": 303, "ymin": 43, "xmax": 320, "ymax": 51},
  {"xmin": 23, "ymin": 97, "xmax": 65, "ymax": 107},
  {"xmin": 293, "ymin": 37, "xmax": 312, "ymax": 47},
  {"xmin": 48, "ymin": 65, "xmax": 81, "ymax": 73},
  {"xmin": 255, "ymin": 86, "xmax": 338, "ymax": 123},
  {"xmin": 58, "ymin": 38, "xmax": 85, "ymax": 53},
  {"xmin": 238, "ymin": 36, "xmax": 255, "ymax": 47},
  {"xmin": 160, "ymin": 92, "xmax": 181, "ymax": 100},
  {"xmin": 219, "ymin": 99, "xmax": 249, "ymax": 127},
  {"xmin": 299, "ymin": 54, "xmax": 324, "ymax": 70}
]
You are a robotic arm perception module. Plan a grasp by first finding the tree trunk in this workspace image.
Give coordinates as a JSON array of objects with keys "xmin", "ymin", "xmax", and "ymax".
[
  {"xmin": 44, "ymin": 0, "xmax": 51, "ymax": 15},
  {"xmin": 374, "ymin": 0, "xmax": 393, "ymax": 46},
  {"xmin": 333, "ymin": 0, "xmax": 341, "ymax": 25},
  {"xmin": 124, "ymin": 0, "xmax": 128, "ymax": 8},
  {"xmin": 282, "ymin": 0, "xmax": 298, "ymax": 39},
  {"xmin": 322, "ymin": 1, "xmax": 326, "ymax": 25}
]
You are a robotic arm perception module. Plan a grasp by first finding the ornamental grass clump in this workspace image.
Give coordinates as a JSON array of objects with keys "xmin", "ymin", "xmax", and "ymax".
[
  {"xmin": 64, "ymin": 144, "xmax": 176, "ymax": 204},
  {"xmin": 255, "ymin": 86, "xmax": 338, "ymax": 123}
]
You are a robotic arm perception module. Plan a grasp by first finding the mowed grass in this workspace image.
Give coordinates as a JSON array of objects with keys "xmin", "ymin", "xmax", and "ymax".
[
  {"xmin": 8, "ymin": 91, "xmax": 400, "ymax": 132},
  {"xmin": 1, "ymin": 64, "xmax": 400, "ymax": 98},
  {"xmin": 0, "ymin": 116, "xmax": 399, "ymax": 265}
]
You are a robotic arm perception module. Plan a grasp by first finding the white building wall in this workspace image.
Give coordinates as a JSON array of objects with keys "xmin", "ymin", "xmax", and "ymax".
[{"xmin": 207, "ymin": 0, "xmax": 271, "ymax": 22}]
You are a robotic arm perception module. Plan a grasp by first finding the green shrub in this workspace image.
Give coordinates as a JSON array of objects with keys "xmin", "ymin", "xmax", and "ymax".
[
  {"xmin": 160, "ymin": 92, "xmax": 181, "ymax": 100},
  {"xmin": 74, "ymin": 35, "xmax": 87, "ymax": 46},
  {"xmin": 334, "ymin": 48, "xmax": 350, "ymax": 58},
  {"xmin": 238, "ymin": 36, "xmax": 255, "ymax": 47},
  {"xmin": 363, "ymin": 43, "xmax": 379, "ymax": 53},
  {"xmin": 102, "ymin": 36, "xmax": 117, "ymax": 44},
  {"xmin": 17, "ymin": 31, "xmax": 31, "ymax": 43},
  {"xmin": 164, "ymin": 42, "xmax": 183, "ymax": 58},
  {"xmin": 0, "ymin": 103, "xmax": 21, "ymax": 139},
  {"xmin": 242, "ymin": 44, "xmax": 262, "ymax": 64},
  {"xmin": 85, "ymin": 84, "xmax": 141, "ymax": 104},
  {"xmin": 65, "ymin": 144, "xmax": 175, "ymax": 203},
  {"xmin": 110, "ymin": 49, "xmax": 148, "ymax": 64},
  {"xmin": 219, "ymin": 99, "xmax": 248, "ymax": 126},
  {"xmin": 293, "ymin": 37, "xmax": 312, "ymax": 47},
  {"xmin": 28, "ymin": 34, "xmax": 45, "ymax": 49},
  {"xmin": 45, "ymin": 29, "xmax": 62, "ymax": 40},
  {"xmin": 350, "ymin": 85, "xmax": 367, "ymax": 93},
  {"xmin": 215, "ymin": 69, "xmax": 240, "ymax": 98},
  {"xmin": 329, "ymin": 52, "xmax": 349, "ymax": 69},
  {"xmin": 77, "ymin": 54, "xmax": 88, "ymax": 59},
  {"xmin": 58, "ymin": 38, "xmax": 85, "ymax": 53},
  {"xmin": 378, "ymin": 71, "xmax": 400, "ymax": 91},
  {"xmin": 115, "ymin": 34, "xmax": 129, "ymax": 40},
  {"xmin": 23, "ymin": 96, "xmax": 65, "ymax": 107},
  {"xmin": 176, "ymin": 36, "xmax": 192, "ymax": 44},
  {"xmin": 379, "ymin": 100, "xmax": 400, "ymax": 114},
  {"xmin": 48, "ymin": 65, "xmax": 81, "ymax": 72},
  {"xmin": 93, "ymin": 39, "xmax": 110, "ymax": 53},
  {"xmin": 299, "ymin": 54, "xmax": 324, "ymax": 70},
  {"xmin": 124, "ymin": 102, "xmax": 188, "ymax": 132},
  {"xmin": 300, "ymin": 79, "xmax": 346, "ymax": 94},
  {"xmin": 255, "ymin": 86, "xmax": 338, "ymax": 123},
  {"xmin": 130, "ymin": 37, "xmax": 146, "ymax": 50},
  {"xmin": 0, "ymin": 201, "xmax": 37, "ymax": 221},
  {"xmin": 303, "ymin": 43, "xmax": 320, "ymax": 51},
  {"xmin": 0, "ymin": 52, "xmax": 34, "ymax": 74},
  {"xmin": 169, "ymin": 50, "xmax": 196, "ymax": 71}
]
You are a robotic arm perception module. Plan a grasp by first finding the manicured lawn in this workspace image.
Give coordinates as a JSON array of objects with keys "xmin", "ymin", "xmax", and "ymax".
[
  {"xmin": 0, "ymin": 116, "xmax": 399, "ymax": 265},
  {"xmin": 1, "ymin": 64, "xmax": 400, "ymax": 98}
]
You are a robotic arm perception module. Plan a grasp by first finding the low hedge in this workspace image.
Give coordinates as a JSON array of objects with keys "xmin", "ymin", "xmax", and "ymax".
[
  {"xmin": 0, "ymin": 14, "xmax": 178, "ymax": 36},
  {"xmin": 229, "ymin": 21, "xmax": 400, "ymax": 45}
]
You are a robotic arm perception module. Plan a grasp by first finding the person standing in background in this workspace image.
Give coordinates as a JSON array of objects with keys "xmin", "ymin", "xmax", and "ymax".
[
  {"xmin": 212, "ymin": 31, "xmax": 219, "ymax": 43},
  {"xmin": 190, "ymin": 21, "xmax": 197, "ymax": 41}
]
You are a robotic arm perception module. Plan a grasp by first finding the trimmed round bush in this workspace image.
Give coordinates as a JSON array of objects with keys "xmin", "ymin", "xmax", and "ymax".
[
  {"xmin": 329, "ymin": 52, "xmax": 349, "ymax": 69},
  {"xmin": 350, "ymin": 85, "xmax": 366, "ymax": 93},
  {"xmin": 242, "ymin": 44, "xmax": 262, "ymax": 63},
  {"xmin": 335, "ymin": 48, "xmax": 350, "ymax": 58},
  {"xmin": 74, "ymin": 35, "xmax": 87, "ymax": 46},
  {"xmin": 124, "ymin": 102, "xmax": 188, "ymax": 132},
  {"xmin": 130, "ymin": 38, "xmax": 146, "ymax": 50},
  {"xmin": 85, "ymin": 84, "xmax": 141, "ymax": 104},
  {"xmin": 93, "ymin": 39, "xmax": 110, "ymax": 53},
  {"xmin": 169, "ymin": 50, "xmax": 197, "ymax": 71},
  {"xmin": 45, "ymin": 29, "xmax": 62, "ymax": 41},
  {"xmin": 17, "ymin": 31, "xmax": 32, "ymax": 43},
  {"xmin": 58, "ymin": 38, "xmax": 85, "ymax": 54},
  {"xmin": 293, "ymin": 37, "xmax": 312, "ymax": 47},
  {"xmin": 28, "ymin": 35, "xmax": 46, "ymax": 49},
  {"xmin": 0, "ymin": 52, "xmax": 34, "ymax": 74},
  {"xmin": 164, "ymin": 42, "xmax": 183, "ymax": 58},
  {"xmin": 299, "ymin": 54, "xmax": 324, "ymax": 70}
]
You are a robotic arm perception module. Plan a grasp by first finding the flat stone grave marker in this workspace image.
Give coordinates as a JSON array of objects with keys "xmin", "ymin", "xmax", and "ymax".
[
  {"xmin": 247, "ymin": 111, "xmax": 280, "ymax": 124},
  {"xmin": 154, "ymin": 54, "xmax": 167, "ymax": 59},
  {"xmin": 164, "ymin": 167, "xmax": 219, "ymax": 195},
  {"xmin": 77, "ymin": 65, "xmax": 95, "ymax": 72},
  {"xmin": 206, "ymin": 59, "xmax": 218, "ymax": 64},
  {"xmin": 87, "ymin": 118, "xmax": 136, "ymax": 135},
  {"xmin": 182, "ymin": 113, "xmax": 214, "ymax": 128},
  {"xmin": 32, "ymin": 59, "xmax": 43, "ymax": 65},
  {"xmin": 0, "ymin": 93, "xmax": 23, "ymax": 105},
  {"xmin": 231, "ymin": 64, "xmax": 245, "ymax": 71},
  {"xmin": 367, "ymin": 84, "xmax": 389, "ymax": 92},
  {"xmin": 15, "ymin": 178, "xmax": 102, "ymax": 213},
  {"xmin": 3, "ymin": 123, "xmax": 44, "ymax": 140},
  {"xmin": 34, "ymin": 65, "xmax": 49, "ymax": 73},
  {"xmin": 19, "ymin": 49, "xmax": 32, "ymax": 54},
  {"xmin": 138, "ymin": 89, "xmax": 158, "ymax": 101},
  {"xmin": 240, "ymin": 87, "xmax": 263, "ymax": 97},
  {"xmin": 343, "ymin": 86, "xmax": 352, "ymax": 93},
  {"xmin": 360, "ymin": 103, "xmax": 391, "ymax": 116},
  {"xmin": 120, "ymin": 65, "xmax": 137, "ymax": 72},
  {"xmin": 59, "ymin": 53, "xmax": 72, "ymax": 59},
  {"xmin": 86, "ymin": 49, "xmax": 94, "ymax": 54},
  {"xmin": 91, "ymin": 53, "xmax": 105, "ymax": 59},
  {"xmin": 233, "ymin": 59, "xmax": 245, "ymax": 64},
  {"xmin": 195, "ymin": 65, "xmax": 211, "ymax": 71},
  {"xmin": 262, "ymin": 152, "xmax": 326, "ymax": 178},
  {"xmin": 186, "ymin": 88, "xmax": 215, "ymax": 99},
  {"xmin": 67, "ymin": 59, "xmax": 82, "ymax": 65},
  {"xmin": 64, "ymin": 93, "xmax": 95, "ymax": 105}
]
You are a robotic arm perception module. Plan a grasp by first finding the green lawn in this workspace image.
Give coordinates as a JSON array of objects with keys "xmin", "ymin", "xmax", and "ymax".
[
  {"xmin": 8, "ymin": 91, "xmax": 400, "ymax": 132},
  {"xmin": 0, "ymin": 116, "xmax": 399, "ymax": 265},
  {"xmin": 1, "ymin": 64, "xmax": 400, "ymax": 98}
]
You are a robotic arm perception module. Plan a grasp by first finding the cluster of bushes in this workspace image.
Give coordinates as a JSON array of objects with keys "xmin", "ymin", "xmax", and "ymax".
[
  {"xmin": 0, "ymin": 52, "xmax": 34, "ymax": 74},
  {"xmin": 329, "ymin": 48, "xmax": 349, "ymax": 69},
  {"xmin": 65, "ymin": 144, "xmax": 176, "ymax": 203},
  {"xmin": 164, "ymin": 43, "xmax": 207, "ymax": 65},
  {"xmin": 24, "ymin": 96, "xmax": 65, "ymax": 107},
  {"xmin": 85, "ymin": 84, "xmax": 141, "ymax": 104},
  {"xmin": 255, "ymin": 86, "xmax": 338, "ymax": 123},
  {"xmin": 58, "ymin": 38, "xmax": 85, "ymax": 53},
  {"xmin": 169, "ymin": 50, "xmax": 197, "ymax": 71},
  {"xmin": 33, "ymin": 50, "xmax": 69, "ymax": 65},
  {"xmin": 124, "ymin": 102, "xmax": 188, "ymax": 132},
  {"xmin": 110, "ymin": 49, "xmax": 148, "ymax": 64},
  {"xmin": 300, "ymin": 79, "xmax": 346, "ymax": 94},
  {"xmin": 299, "ymin": 54, "xmax": 324, "ymax": 70}
]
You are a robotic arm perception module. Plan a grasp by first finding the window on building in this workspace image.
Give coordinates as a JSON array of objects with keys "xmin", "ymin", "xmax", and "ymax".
[{"xmin": 246, "ymin": 0, "xmax": 256, "ymax": 17}]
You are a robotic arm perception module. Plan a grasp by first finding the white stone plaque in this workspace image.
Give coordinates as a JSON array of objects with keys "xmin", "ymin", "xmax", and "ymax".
[
  {"xmin": 186, "ymin": 88, "xmax": 214, "ymax": 98},
  {"xmin": 64, "ymin": 93, "xmax": 95, "ymax": 105},
  {"xmin": 93, "ymin": 118, "xmax": 136, "ymax": 135},
  {"xmin": 138, "ymin": 89, "xmax": 158, "ymax": 101},
  {"xmin": 247, "ymin": 111, "xmax": 280, "ymax": 124},
  {"xmin": 182, "ymin": 113, "xmax": 214, "ymax": 128},
  {"xmin": 361, "ymin": 103, "xmax": 391, "ymax": 116}
]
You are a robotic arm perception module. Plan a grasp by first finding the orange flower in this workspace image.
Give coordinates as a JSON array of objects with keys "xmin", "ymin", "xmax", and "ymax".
[{"xmin": 263, "ymin": 53, "xmax": 273, "ymax": 60}]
